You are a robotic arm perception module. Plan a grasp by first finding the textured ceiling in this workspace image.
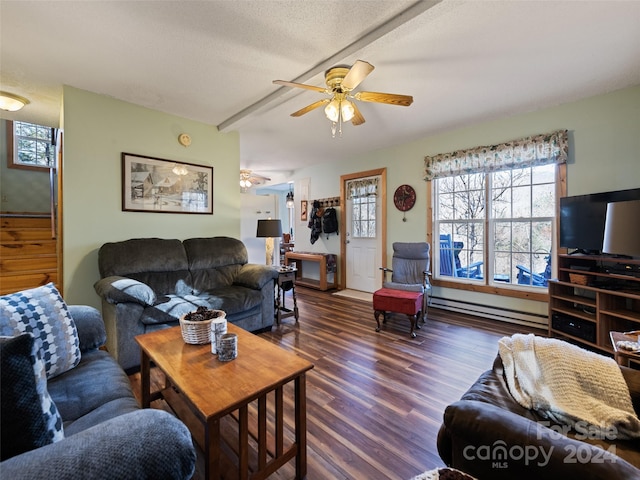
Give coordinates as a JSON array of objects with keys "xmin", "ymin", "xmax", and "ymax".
[{"xmin": 2, "ymin": 0, "xmax": 639, "ymax": 182}]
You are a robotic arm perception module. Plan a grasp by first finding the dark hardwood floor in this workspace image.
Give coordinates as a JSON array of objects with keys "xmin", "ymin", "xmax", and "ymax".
[{"xmin": 130, "ymin": 287, "xmax": 546, "ymax": 479}]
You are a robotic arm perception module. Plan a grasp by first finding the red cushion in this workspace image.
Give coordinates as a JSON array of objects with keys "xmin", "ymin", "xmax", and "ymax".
[{"xmin": 373, "ymin": 288, "xmax": 422, "ymax": 315}]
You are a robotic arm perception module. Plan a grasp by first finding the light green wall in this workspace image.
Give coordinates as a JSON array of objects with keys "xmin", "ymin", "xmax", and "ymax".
[
  {"xmin": 292, "ymin": 84, "xmax": 640, "ymax": 316},
  {"xmin": 0, "ymin": 119, "xmax": 52, "ymax": 213},
  {"xmin": 62, "ymin": 87, "xmax": 240, "ymax": 307}
]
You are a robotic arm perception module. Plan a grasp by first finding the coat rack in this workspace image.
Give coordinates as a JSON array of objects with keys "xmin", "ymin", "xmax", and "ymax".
[{"xmin": 313, "ymin": 196, "xmax": 340, "ymax": 208}]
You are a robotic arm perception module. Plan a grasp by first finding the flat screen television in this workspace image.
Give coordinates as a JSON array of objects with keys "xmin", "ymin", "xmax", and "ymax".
[{"xmin": 559, "ymin": 187, "xmax": 640, "ymax": 254}]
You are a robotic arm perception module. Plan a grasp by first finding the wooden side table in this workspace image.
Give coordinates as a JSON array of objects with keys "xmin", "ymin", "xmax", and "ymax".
[
  {"xmin": 610, "ymin": 331, "xmax": 640, "ymax": 367},
  {"xmin": 275, "ymin": 267, "xmax": 299, "ymax": 324}
]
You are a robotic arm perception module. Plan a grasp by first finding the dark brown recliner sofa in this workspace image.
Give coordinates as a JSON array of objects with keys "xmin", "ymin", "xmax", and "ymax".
[{"xmin": 437, "ymin": 355, "xmax": 640, "ymax": 480}]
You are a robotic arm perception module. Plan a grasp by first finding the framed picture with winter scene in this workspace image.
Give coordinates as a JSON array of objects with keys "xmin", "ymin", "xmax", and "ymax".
[{"xmin": 122, "ymin": 152, "xmax": 213, "ymax": 214}]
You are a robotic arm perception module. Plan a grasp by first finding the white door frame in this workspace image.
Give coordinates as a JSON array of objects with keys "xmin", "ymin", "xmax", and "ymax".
[{"xmin": 339, "ymin": 168, "xmax": 387, "ymax": 290}]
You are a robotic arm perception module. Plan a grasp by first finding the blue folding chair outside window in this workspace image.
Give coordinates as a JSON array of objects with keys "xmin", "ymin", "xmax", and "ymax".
[
  {"xmin": 439, "ymin": 234, "xmax": 483, "ymax": 279},
  {"xmin": 516, "ymin": 253, "xmax": 551, "ymax": 287}
]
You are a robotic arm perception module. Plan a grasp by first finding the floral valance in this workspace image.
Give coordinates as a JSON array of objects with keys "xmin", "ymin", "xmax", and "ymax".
[
  {"xmin": 346, "ymin": 177, "xmax": 379, "ymax": 199},
  {"xmin": 424, "ymin": 129, "xmax": 568, "ymax": 181}
]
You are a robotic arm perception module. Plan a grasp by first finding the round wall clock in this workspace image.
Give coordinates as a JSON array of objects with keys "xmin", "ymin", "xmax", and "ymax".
[{"xmin": 394, "ymin": 184, "xmax": 416, "ymax": 212}]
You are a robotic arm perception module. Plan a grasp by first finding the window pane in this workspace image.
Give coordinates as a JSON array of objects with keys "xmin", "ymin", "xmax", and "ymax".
[
  {"xmin": 532, "ymin": 184, "xmax": 555, "ymax": 217},
  {"xmin": 512, "ymin": 167, "xmax": 531, "ymax": 187},
  {"xmin": 532, "ymin": 220, "xmax": 552, "ymax": 253},
  {"xmin": 368, "ymin": 202, "xmax": 376, "ymax": 220},
  {"xmin": 493, "ymin": 170, "xmax": 511, "ymax": 190},
  {"xmin": 512, "ymin": 222, "xmax": 531, "ymax": 252},
  {"xmin": 512, "ymin": 186, "xmax": 531, "ymax": 218},
  {"xmin": 437, "ymin": 177, "xmax": 454, "ymax": 194},
  {"xmin": 493, "ymin": 251, "xmax": 512, "ymax": 282},
  {"xmin": 532, "ymin": 164, "xmax": 555, "ymax": 184},
  {"xmin": 494, "ymin": 221, "xmax": 512, "ymax": 252},
  {"xmin": 439, "ymin": 193, "xmax": 454, "ymax": 220},
  {"xmin": 492, "ymin": 187, "xmax": 511, "ymax": 219}
]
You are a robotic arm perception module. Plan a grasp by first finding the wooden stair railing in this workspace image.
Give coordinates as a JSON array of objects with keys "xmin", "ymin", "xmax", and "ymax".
[{"xmin": 0, "ymin": 214, "xmax": 58, "ymax": 295}]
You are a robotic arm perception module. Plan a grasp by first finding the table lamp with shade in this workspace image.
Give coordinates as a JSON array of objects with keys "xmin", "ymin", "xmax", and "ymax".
[
  {"xmin": 256, "ymin": 219, "xmax": 282, "ymax": 265},
  {"xmin": 602, "ymin": 200, "xmax": 640, "ymax": 258}
]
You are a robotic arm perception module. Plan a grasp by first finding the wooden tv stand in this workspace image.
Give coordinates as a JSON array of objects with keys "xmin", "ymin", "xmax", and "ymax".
[
  {"xmin": 284, "ymin": 252, "xmax": 338, "ymax": 291},
  {"xmin": 548, "ymin": 254, "xmax": 640, "ymax": 355}
]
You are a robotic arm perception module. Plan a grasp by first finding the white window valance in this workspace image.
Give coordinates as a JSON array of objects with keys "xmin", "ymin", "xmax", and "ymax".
[
  {"xmin": 346, "ymin": 177, "xmax": 379, "ymax": 199},
  {"xmin": 424, "ymin": 129, "xmax": 568, "ymax": 181}
]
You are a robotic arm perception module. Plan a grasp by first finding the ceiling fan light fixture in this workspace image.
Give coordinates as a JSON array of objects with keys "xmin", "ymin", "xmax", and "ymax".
[
  {"xmin": 275, "ymin": 60, "xmax": 412, "ymax": 138},
  {"xmin": 341, "ymin": 99, "xmax": 355, "ymax": 122},
  {"xmin": 0, "ymin": 91, "xmax": 30, "ymax": 111},
  {"xmin": 324, "ymin": 98, "xmax": 340, "ymax": 123}
]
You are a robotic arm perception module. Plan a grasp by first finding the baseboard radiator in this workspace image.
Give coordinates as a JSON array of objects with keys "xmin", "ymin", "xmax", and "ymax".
[{"xmin": 429, "ymin": 296, "xmax": 548, "ymax": 330}]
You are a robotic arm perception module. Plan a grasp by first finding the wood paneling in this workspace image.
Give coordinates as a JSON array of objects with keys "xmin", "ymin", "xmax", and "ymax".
[
  {"xmin": 0, "ymin": 215, "xmax": 58, "ymax": 294},
  {"xmin": 130, "ymin": 287, "xmax": 545, "ymax": 479}
]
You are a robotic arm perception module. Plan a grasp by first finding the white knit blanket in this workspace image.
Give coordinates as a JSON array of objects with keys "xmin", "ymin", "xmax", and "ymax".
[{"xmin": 498, "ymin": 333, "xmax": 640, "ymax": 440}]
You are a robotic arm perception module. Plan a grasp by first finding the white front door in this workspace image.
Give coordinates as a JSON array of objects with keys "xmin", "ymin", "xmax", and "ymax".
[{"xmin": 345, "ymin": 178, "xmax": 381, "ymax": 293}]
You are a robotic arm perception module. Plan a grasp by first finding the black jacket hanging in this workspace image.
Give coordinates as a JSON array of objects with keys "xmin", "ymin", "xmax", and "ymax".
[{"xmin": 308, "ymin": 200, "xmax": 323, "ymax": 244}]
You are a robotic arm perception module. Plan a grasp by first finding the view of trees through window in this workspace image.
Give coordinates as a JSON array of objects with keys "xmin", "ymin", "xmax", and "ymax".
[
  {"xmin": 351, "ymin": 194, "xmax": 376, "ymax": 238},
  {"xmin": 435, "ymin": 164, "xmax": 555, "ymax": 287},
  {"xmin": 13, "ymin": 121, "xmax": 55, "ymax": 168}
]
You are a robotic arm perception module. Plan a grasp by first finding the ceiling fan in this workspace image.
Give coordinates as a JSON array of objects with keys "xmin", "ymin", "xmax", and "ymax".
[
  {"xmin": 273, "ymin": 60, "xmax": 413, "ymax": 137},
  {"xmin": 240, "ymin": 169, "xmax": 271, "ymax": 192}
]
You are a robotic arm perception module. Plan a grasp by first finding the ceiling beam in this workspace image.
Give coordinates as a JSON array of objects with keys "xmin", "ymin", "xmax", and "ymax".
[{"xmin": 217, "ymin": 0, "xmax": 442, "ymax": 133}]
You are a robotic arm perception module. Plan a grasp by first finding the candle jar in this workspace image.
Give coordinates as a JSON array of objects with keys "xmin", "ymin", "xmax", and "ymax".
[{"xmin": 218, "ymin": 333, "xmax": 238, "ymax": 361}]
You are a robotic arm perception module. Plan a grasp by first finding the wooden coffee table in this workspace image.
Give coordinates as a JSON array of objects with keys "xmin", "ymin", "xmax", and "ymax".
[{"xmin": 135, "ymin": 324, "xmax": 314, "ymax": 480}]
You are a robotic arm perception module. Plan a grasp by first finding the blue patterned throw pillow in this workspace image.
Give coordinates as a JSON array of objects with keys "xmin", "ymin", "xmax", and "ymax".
[{"xmin": 0, "ymin": 283, "xmax": 81, "ymax": 379}]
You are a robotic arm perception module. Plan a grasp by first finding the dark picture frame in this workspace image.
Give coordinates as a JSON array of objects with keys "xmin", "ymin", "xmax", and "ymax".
[
  {"xmin": 300, "ymin": 200, "xmax": 308, "ymax": 221},
  {"xmin": 122, "ymin": 152, "xmax": 213, "ymax": 214}
]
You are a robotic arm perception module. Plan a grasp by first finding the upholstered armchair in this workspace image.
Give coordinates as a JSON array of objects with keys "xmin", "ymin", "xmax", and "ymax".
[
  {"xmin": 378, "ymin": 242, "xmax": 431, "ymax": 327},
  {"xmin": 381, "ymin": 242, "xmax": 431, "ymax": 314}
]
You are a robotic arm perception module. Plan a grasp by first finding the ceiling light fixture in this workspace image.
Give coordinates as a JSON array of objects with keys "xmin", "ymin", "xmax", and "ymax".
[
  {"xmin": 286, "ymin": 184, "xmax": 294, "ymax": 209},
  {"xmin": 239, "ymin": 169, "xmax": 271, "ymax": 192},
  {"xmin": 324, "ymin": 93, "xmax": 355, "ymax": 138},
  {"xmin": 240, "ymin": 170, "xmax": 252, "ymax": 192},
  {"xmin": 274, "ymin": 60, "xmax": 413, "ymax": 139},
  {"xmin": 0, "ymin": 91, "xmax": 30, "ymax": 111}
]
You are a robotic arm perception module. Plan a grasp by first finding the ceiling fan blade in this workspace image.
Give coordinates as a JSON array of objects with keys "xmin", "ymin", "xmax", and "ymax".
[
  {"xmin": 354, "ymin": 91, "xmax": 413, "ymax": 107},
  {"xmin": 351, "ymin": 102, "xmax": 365, "ymax": 126},
  {"xmin": 249, "ymin": 174, "xmax": 271, "ymax": 183},
  {"xmin": 273, "ymin": 80, "xmax": 327, "ymax": 93},
  {"xmin": 341, "ymin": 60, "xmax": 375, "ymax": 91},
  {"xmin": 290, "ymin": 99, "xmax": 330, "ymax": 117}
]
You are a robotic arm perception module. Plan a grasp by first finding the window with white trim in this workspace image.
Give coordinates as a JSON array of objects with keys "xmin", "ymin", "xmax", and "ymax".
[
  {"xmin": 426, "ymin": 130, "xmax": 567, "ymax": 290},
  {"xmin": 435, "ymin": 164, "xmax": 555, "ymax": 286},
  {"xmin": 8, "ymin": 120, "xmax": 56, "ymax": 170}
]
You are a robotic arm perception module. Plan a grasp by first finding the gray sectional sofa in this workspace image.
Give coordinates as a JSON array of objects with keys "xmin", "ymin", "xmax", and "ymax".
[
  {"xmin": 95, "ymin": 236, "xmax": 278, "ymax": 371},
  {"xmin": 0, "ymin": 302, "xmax": 196, "ymax": 480}
]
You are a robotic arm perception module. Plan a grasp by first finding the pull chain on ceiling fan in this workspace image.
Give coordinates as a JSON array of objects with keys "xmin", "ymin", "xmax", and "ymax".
[{"xmin": 273, "ymin": 60, "xmax": 413, "ymax": 138}]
